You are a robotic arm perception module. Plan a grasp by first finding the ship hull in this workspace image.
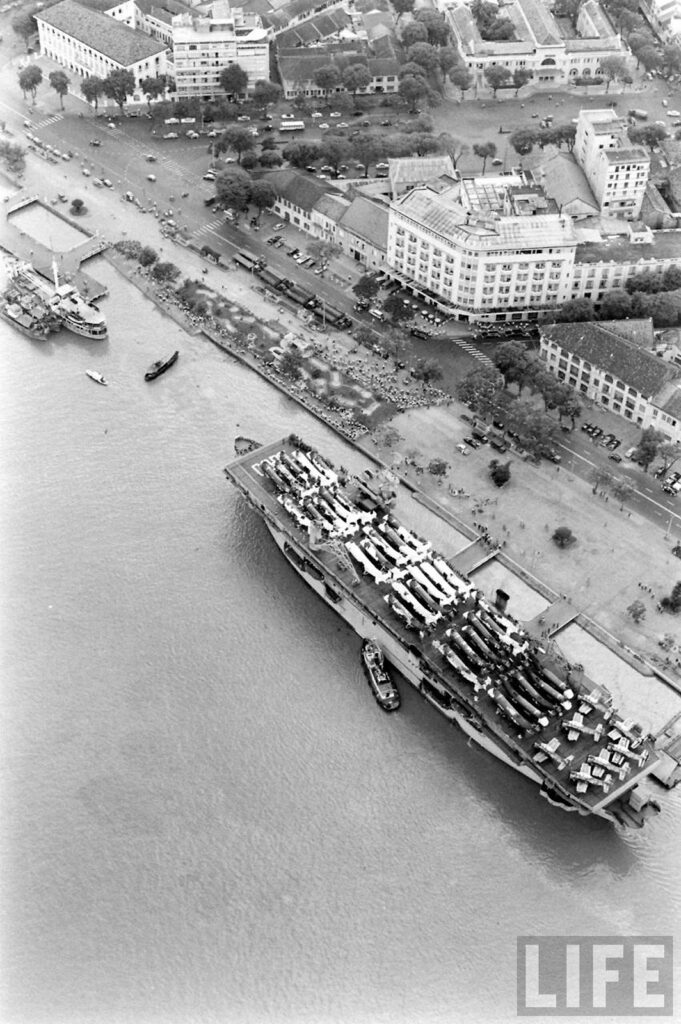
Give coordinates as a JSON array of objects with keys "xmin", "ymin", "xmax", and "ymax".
[
  {"xmin": 61, "ymin": 317, "xmax": 108, "ymax": 341},
  {"xmin": 225, "ymin": 437, "xmax": 664, "ymax": 828},
  {"xmin": 268, "ymin": 524, "xmax": 564, "ymax": 794}
]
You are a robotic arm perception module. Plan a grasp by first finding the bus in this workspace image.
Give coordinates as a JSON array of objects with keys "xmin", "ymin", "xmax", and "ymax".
[
  {"xmin": 258, "ymin": 267, "xmax": 284, "ymax": 290},
  {"xmin": 279, "ymin": 120, "xmax": 305, "ymax": 133},
  {"xmin": 232, "ymin": 250, "xmax": 265, "ymax": 272}
]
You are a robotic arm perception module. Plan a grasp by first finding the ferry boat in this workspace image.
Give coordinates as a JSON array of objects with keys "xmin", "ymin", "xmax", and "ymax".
[
  {"xmin": 362, "ymin": 638, "xmax": 401, "ymax": 711},
  {"xmin": 225, "ymin": 436, "xmax": 665, "ymax": 829},
  {"xmin": 8, "ymin": 261, "xmax": 107, "ymax": 341}
]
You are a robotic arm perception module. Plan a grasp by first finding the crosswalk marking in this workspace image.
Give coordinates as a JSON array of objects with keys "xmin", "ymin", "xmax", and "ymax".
[
  {"xmin": 455, "ymin": 337, "xmax": 495, "ymax": 368},
  {"xmin": 193, "ymin": 217, "xmax": 224, "ymax": 239},
  {"xmin": 30, "ymin": 112, "xmax": 63, "ymax": 130}
]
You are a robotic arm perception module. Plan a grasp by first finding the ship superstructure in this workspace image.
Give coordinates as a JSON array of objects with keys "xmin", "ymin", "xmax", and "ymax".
[
  {"xmin": 7, "ymin": 261, "xmax": 107, "ymax": 340},
  {"xmin": 226, "ymin": 436, "xmax": 663, "ymax": 828}
]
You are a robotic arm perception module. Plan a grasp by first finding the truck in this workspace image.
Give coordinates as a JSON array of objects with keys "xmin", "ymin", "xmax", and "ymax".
[{"xmin": 628, "ymin": 109, "xmax": 648, "ymax": 121}]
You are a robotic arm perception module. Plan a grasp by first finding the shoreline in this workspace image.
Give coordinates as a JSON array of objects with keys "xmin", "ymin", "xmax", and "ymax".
[{"xmin": 103, "ymin": 250, "xmax": 681, "ymax": 702}]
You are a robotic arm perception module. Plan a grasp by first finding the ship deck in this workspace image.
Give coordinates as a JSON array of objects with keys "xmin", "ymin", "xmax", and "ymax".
[{"xmin": 227, "ymin": 438, "xmax": 660, "ymax": 814}]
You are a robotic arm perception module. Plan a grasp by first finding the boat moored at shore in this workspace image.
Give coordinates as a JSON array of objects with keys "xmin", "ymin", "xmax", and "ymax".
[{"xmin": 225, "ymin": 435, "xmax": 666, "ymax": 830}]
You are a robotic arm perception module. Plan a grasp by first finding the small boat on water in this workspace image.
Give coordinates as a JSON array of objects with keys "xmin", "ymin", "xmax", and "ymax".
[
  {"xmin": 234, "ymin": 436, "xmax": 262, "ymax": 456},
  {"xmin": 145, "ymin": 350, "xmax": 179, "ymax": 382},
  {"xmin": 361, "ymin": 638, "xmax": 401, "ymax": 712},
  {"xmin": 86, "ymin": 370, "xmax": 108, "ymax": 386}
]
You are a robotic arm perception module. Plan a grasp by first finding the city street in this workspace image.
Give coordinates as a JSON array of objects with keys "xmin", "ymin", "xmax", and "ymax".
[{"xmin": 1, "ymin": 49, "xmax": 680, "ymax": 540}]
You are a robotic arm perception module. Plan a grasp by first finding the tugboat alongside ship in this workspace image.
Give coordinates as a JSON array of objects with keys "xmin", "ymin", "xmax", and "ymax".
[
  {"xmin": 225, "ymin": 435, "xmax": 677, "ymax": 830},
  {"xmin": 362, "ymin": 639, "xmax": 401, "ymax": 712}
]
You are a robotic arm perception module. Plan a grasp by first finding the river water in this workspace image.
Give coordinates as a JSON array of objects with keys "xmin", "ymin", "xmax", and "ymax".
[{"xmin": 1, "ymin": 259, "xmax": 680, "ymax": 1024}]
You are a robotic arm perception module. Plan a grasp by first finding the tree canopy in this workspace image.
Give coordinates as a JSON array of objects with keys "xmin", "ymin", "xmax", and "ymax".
[
  {"xmin": 102, "ymin": 69, "xmax": 136, "ymax": 113},
  {"xmin": 18, "ymin": 65, "xmax": 42, "ymax": 101},
  {"xmin": 80, "ymin": 75, "xmax": 105, "ymax": 111},
  {"xmin": 48, "ymin": 70, "xmax": 70, "ymax": 110},
  {"xmin": 219, "ymin": 64, "xmax": 248, "ymax": 98}
]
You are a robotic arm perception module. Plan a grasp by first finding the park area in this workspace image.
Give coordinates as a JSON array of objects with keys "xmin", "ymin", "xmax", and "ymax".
[{"xmin": 367, "ymin": 403, "xmax": 681, "ymax": 688}]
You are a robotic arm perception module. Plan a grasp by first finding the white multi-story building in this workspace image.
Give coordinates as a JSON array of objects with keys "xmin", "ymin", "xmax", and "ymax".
[
  {"xmin": 441, "ymin": 0, "xmax": 632, "ymax": 91},
  {"xmin": 570, "ymin": 224, "xmax": 681, "ymax": 300},
  {"xmin": 36, "ymin": 0, "xmax": 168, "ymax": 91},
  {"xmin": 575, "ymin": 109, "xmax": 650, "ymax": 219},
  {"xmin": 172, "ymin": 2, "xmax": 270, "ymax": 99},
  {"xmin": 539, "ymin": 319, "xmax": 681, "ymax": 442},
  {"xmin": 386, "ymin": 176, "xmax": 578, "ymax": 322}
]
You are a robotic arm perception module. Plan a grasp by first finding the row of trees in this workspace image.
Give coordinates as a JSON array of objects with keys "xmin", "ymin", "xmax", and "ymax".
[
  {"xmin": 557, "ymin": 288, "xmax": 681, "ymax": 330},
  {"xmin": 18, "ymin": 65, "xmax": 71, "ymax": 108}
]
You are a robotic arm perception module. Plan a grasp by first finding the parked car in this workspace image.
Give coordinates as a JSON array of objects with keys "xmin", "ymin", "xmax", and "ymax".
[
  {"xmin": 456, "ymin": 444, "xmax": 470, "ymax": 456},
  {"xmin": 410, "ymin": 327, "xmax": 431, "ymax": 339},
  {"xmin": 163, "ymin": 132, "xmax": 178, "ymax": 139},
  {"xmin": 89, "ymin": 138, "xmax": 101, "ymax": 147},
  {"xmin": 236, "ymin": 115, "xmax": 250, "ymax": 122},
  {"xmin": 203, "ymin": 171, "xmax": 216, "ymax": 181},
  {"xmin": 463, "ymin": 436, "xmax": 480, "ymax": 449},
  {"xmin": 608, "ymin": 453, "xmax": 623, "ymax": 462}
]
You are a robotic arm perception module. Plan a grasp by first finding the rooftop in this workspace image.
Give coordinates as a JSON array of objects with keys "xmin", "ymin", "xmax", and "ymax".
[
  {"xmin": 338, "ymin": 194, "xmax": 389, "ymax": 248},
  {"xmin": 536, "ymin": 151, "xmax": 599, "ymax": 213},
  {"xmin": 541, "ymin": 319, "xmax": 679, "ymax": 398},
  {"xmin": 575, "ymin": 229, "xmax": 681, "ymax": 264},
  {"xmin": 263, "ymin": 168, "xmax": 341, "ymax": 212},
  {"xmin": 389, "ymin": 155, "xmax": 455, "ymax": 185},
  {"xmin": 603, "ymin": 146, "xmax": 650, "ymax": 164},
  {"xmin": 515, "ymin": 0, "xmax": 562, "ymax": 46},
  {"xmin": 393, "ymin": 184, "xmax": 576, "ymax": 250},
  {"xmin": 37, "ymin": 0, "xmax": 168, "ymax": 64}
]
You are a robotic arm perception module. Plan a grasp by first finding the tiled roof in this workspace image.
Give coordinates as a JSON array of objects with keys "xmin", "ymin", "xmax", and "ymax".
[
  {"xmin": 580, "ymin": 0, "xmax": 616, "ymax": 36},
  {"xmin": 263, "ymin": 168, "xmax": 341, "ymax": 211},
  {"xmin": 541, "ymin": 319, "xmax": 679, "ymax": 398},
  {"xmin": 313, "ymin": 193, "xmax": 350, "ymax": 220},
  {"xmin": 389, "ymin": 155, "xmax": 455, "ymax": 184},
  {"xmin": 539, "ymin": 152, "xmax": 599, "ymax": 212},
  {"xmin": 37, "ymin": 0, "xmax": 167, "ymax": 64},
  {"xmin": 515, "ymin": 0, "xmax": 561, "ymax": 45},
  {"xmin": 136, "ymin": 0, "xmax": 196, "ymax": 21},
  {"xmin": 338, "ymin": 195, "xmax": 389, "ymax": 249},
  {"xmin": 277, "ymin": 9, "xmax": 349, "ymax": 46},
  {"xmin": 72, "ymin": 0, "xmax": 118, "ymax": 11},
  {"xmin": 657, "ymin": 381, "xmax": 681, "ymax": 419},
  {"xmin": 575, "ymin": 229, "xmax": 681, "ymax": 263}
]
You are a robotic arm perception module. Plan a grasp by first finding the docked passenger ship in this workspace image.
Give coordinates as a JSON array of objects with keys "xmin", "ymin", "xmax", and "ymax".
[
  {"xmin": 7, "ymin": 261, "xmax": 107, "ymax": 340},
  {"xmin": 225, "ymin": 436, "xmax": 663, "ymax": 828}
]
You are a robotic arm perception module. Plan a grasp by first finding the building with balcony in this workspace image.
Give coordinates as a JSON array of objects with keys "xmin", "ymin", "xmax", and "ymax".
[
  {"xmin": 575, "ymin": 109, "xmax": 650, "ymax": 220},
  {"xmin": 386, "ymin": 175, "xmax": 578, "ymax": 322},
  {"xmin": 36, "ymin": 0, "xmax": 168, "ymax": 89},
  {"xmin": 539, "ymin": 319, "xmax": 681, "ymax": 442},
  {"xmin": 172, "ymin": 2, "xmax": 270, "ymax": 99}
]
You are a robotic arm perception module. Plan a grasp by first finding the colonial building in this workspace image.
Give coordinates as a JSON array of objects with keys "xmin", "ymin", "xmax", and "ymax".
[
  {"xmin": 539, "ymin": 319, "xmax": 681, "ymax": 442},
  {"xmin": 263, "ymin": 169, "xmax": 348, "ymax": 237},
  {"xmin": 386, "ymin": 175, "xmax": 578, "ymax": 321},
  {"xmin": 336, "ymin": 195, "xmax": 389, "ymax": 269},
  {"xmin": 277, "ymin": 51, "xmax": 400, "ymax": 100},
  {"xmin": 575, "ymin": 109, "xmax": 650, "ymax": 220},
  {"xmin": 172, "ymin": 2, "xmax": 270, "ymax": 99},
  {"xmin": 570, "ymin": 224, "xmax": 681, "ymax": 300},
  {"xmin": 36, "ymin": 0, "xmax": 168, "ymax": 89},
  {"xmin": 441, "ymin": 0, "xmax": 632, "ymax": 91}
]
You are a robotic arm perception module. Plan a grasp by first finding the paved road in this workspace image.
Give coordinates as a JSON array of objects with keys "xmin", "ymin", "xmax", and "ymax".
[{"xmin": 3, "ymin": 73, "xmax": 681, "ymax": 539}]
